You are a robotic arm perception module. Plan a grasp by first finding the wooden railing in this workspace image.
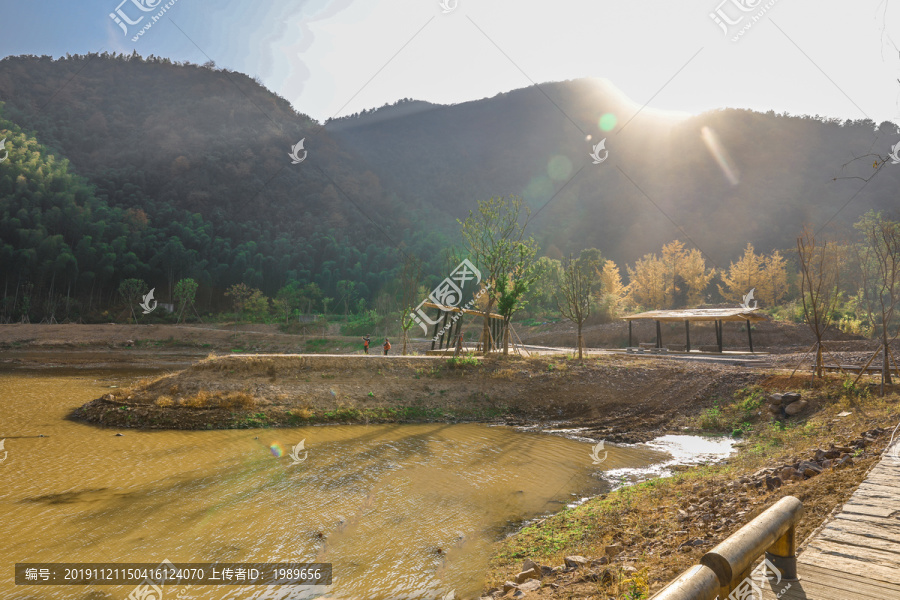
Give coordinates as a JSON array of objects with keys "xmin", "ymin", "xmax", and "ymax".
[{"xmin": 650, "ymin": 496, "xmax": 803, "ymax": 600}]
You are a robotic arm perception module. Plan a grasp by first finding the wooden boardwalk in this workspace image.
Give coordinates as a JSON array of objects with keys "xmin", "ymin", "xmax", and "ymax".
[{"xmin": 761, "ymin": 440, "xmax": 900, "ymax": 599}]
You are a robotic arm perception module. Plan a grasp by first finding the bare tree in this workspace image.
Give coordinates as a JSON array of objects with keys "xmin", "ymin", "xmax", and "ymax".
[
  {"xmin": 556, "ymin": 253, "xmax": 599, "ymax": 361},
  {"xmin": 797, "ymin": 228, "xmax": 843, "ymax": 377},
  {"xmin": 852, "ymin": 211, "xmax": 900, "ymax": 389}
]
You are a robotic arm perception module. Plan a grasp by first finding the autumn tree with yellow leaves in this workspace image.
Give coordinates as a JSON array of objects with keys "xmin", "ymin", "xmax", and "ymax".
[
  {"xmin": 719, "ymin": 243, "xmax": 789, "ymax": 307},
  {"xmin": 627, "ymin": 241, "xmax": 715, "ymax": 309}
]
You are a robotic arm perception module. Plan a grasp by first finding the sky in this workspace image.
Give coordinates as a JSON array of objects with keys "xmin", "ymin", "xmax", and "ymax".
[{"xmin": 1, "ymin": 0, "xmax": 900, "ymax": 125}]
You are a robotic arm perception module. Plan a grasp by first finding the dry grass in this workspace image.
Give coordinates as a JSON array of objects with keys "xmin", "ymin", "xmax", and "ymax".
[
  {"xmin": 219, "ymin": 391, "xmax": 258, "ymax": 410},
  {"xmin": 487, "ymin": 379, "xmax": 900, "ymax": 599},
  {"xmin": 154, "ymin": 395, "xmax": 174, "ymax": 407}
]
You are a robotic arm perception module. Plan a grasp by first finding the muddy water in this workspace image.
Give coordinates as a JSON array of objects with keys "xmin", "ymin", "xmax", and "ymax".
[{"xmin": 0, "ymin": 369, "xmax": 672, "ymax": 600}]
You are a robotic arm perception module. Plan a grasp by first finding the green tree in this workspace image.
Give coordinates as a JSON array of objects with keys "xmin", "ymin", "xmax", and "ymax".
[
  {"xmin": 225, "ymin": 283, "xmax": 254, "ymax": 321},
  {"xmin": 459, "ymin": 195, "xmax": 540, "ymax": 355},
  {"xmin": 556, "ymin": 253, "xmax": 601, "ymax": 361},
  {"xmin": 118, "ymin": 278, "xmax": 148, "ymax": 324},
  {"xmin": 173, "ymin": 278, "xmax": 198, "ymax": 324}
]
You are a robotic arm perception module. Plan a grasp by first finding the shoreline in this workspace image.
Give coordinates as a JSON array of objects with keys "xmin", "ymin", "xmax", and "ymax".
[{"xmin": 65, "ymin": 353, "xmax": 761, "ymax": 444}]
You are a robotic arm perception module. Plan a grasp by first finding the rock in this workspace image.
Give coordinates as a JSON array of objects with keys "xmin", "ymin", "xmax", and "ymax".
[
  {"xmin": 677, "ymin": 509, "xmax": 689, "ymax": 521},
  {"xmin": 836, "ymin": 455, "xmax": 854, "ymax": 468},
  {"xmin": 517, "ymin": 580, "xmax": 540, "ymax": 593},
  {"xmin": 814, "ymin": 449, "xmax": 827, "ymax": 462},
  {"xmin": 782, "ymin": 392, "xmax": 801, "ymax": 402},
  {"xmin": 591, "ymin": 557, "xmax": 609, "ymax": 567},
  {"xmin": 785, "ymin": 400, "xmax": 808, "ymax": 416},
  {"xmin": 502, "ymin": 581, "xmax": 517, "ymax": 593},
  {"xmin": 521, "ymin": 560, "xmax": 540, "ymax": 573},
  {"xmin": 515, "ymin": 569, "xmax": 540, "ymax": 584},
  {"xmin": 768, "ymin": 404, "xmax": 783, "ymax": 414},
  {"xmin": 779, "ymin": 467, "xmax": 800, "ymax": 481},
  {"xmin": 603, "ymin": 545, "xmax": 622, "ymax": 558},
  {"xmin": 768, "ymin": 393, "xmax": 784, "ymax": 405},
  {"xmin": 798, "ymin": 460, "xmax": 823, "ymax": 477},
  {"xmin": 822, "ymin": 459, "xmax": 833, "ymax": 469},
  {"xmin": 765, "ymin": 475, "xmax": 783, "ymax": 491},
  {"xmin": 622, "ymin": 565, "xmax": 637, "ymax": 574},
  {"xmin": 540, "ymin": 565, "xmax": 553, "ymax": 576},
  {"xmin": 564, "ymin": 555, "xmax": 588, "ymax": 568},
  {"xmin": 115, "ymin": 433, "xmax": 124, "ymax": 436}
]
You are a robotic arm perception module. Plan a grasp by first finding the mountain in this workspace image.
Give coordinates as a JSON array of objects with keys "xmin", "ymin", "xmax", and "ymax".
[
  {"xmin": 327, "ymin": 77, "xmax": 900, "ymax": 269},
  {"xmin": 1, "ymin": 55, "xmax": 897, "ymax": 322},
  {"xmin": 0, "ymin": 53, "xmax": 451, "ymax": 320}
]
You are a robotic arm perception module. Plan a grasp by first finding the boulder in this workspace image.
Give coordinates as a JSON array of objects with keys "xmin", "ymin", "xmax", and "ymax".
[
  {"xmin": 785, "ymin": 400, "xmax": 808, "ymax": 416},
  {"xmin": 591, "ymin": 557, "xmax": 609, "ymax": 567},
  {"xmin": 515, "ymin": 569, "xmax": 540, "ymax": 584},
  {"xmin": 502, "ymin": 581, "xmax": 517, "ymax": 594},
  {"xmin": 518, "ymin": 580, "xmax": 541, "ymax": 593},
  {"xmin": 779, "ymin": 467, "xmax": 800, "ymax": 481},
  {"xmin": 768, "ymin": 393, "xmax": 783, "ymax": 405},
  {"xmin": 564, "ymin": 555, "xmax": 588, "ymax": 568},
  {"xmin": 782, "ymin": 392, "xmax": 801, "ymax": 402},
  {"xmin": 798, "ymin": 461, "xmax": 823, "ymax": 477},
  {"xmin": 836, "ymin": 455, "xmax": 854, "ymax": 468},
  {"xmin": 521, "ymin": 560, "xmax": 540, "ymax": 574},
  {"xmin": 765, "ymin": 475, "xmax": 783, "ymax": 491}
]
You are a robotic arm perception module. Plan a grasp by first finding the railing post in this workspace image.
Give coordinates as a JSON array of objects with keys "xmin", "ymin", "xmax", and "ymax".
[{"xmin": 766, "ymin": 523, "xmax": 798, "ymax": 580}]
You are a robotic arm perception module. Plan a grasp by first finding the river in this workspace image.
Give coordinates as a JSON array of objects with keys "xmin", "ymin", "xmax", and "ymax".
[{"xmin": 0, "ymin": 366, "xmax": 717, "ymax": 600}]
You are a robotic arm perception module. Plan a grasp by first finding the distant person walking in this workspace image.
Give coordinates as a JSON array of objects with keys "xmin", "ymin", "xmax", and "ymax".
[
  {"xmin": 362, "ymin": 335, "xmax": 370, "ymax": 354},
  {"xmin": 383, "ymin": 338, "xmax": 391, "ymax": 356}
]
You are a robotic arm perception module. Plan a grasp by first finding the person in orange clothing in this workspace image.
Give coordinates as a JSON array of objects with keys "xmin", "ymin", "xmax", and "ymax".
[{"xmin": 383, "ymin": 338, "xmax": 391, "ymax": 355}]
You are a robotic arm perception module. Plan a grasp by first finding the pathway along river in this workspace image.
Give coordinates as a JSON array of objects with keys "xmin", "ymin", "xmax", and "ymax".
[{"xmin": 0, "ymin": 367, "xmax": 720, "ymax": 600}]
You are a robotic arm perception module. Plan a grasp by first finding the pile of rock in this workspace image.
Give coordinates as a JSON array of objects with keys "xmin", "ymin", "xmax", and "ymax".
[
  {"xmin": 483, "ymin": 554, "xmax": 631, "ymax": 598},
  {"xmin": 766, "ymin": 392, "xmax": 807, "ymax": 418},
  {"xmin": 732, "ymin": 427, "xmax": 885, "ymax": 492}
]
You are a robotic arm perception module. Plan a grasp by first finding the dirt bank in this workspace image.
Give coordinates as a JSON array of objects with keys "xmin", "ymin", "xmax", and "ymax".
[
  {"xmin": 70, "ymin": 354, "xmax": 761, "ymax": 437},
  {"xmin": 485, "ymin": 377, "xmax": 900, "ymax": 599}
]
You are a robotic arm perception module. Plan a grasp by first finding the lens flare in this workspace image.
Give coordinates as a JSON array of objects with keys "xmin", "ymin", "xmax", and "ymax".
[
  {"xmin": 270, "ymin": 442, "xmax": 284, "ymax": 458},
  {"xmin": 599, "ymin": 113, "xmax": 617, "ymax": 132},
  {"xmin": 701, "ymin": 126, "xmax": 740, "ymax": 186},
  {"xmin": 547, "ymin": 155, "xmax": 573, "ymax": 181}
]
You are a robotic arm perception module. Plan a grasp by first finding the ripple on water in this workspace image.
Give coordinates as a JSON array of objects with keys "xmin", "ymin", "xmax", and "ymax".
[{"xmin": 0, "ymin": 370, "xmax": 731, "ymax": 600}]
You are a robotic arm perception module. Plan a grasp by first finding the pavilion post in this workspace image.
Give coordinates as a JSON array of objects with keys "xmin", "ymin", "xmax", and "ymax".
[
  {"xmin": 430, "ymin": 308, "xmax": 443, "ymax": 350},
  {"xmin": 656, "ymin": 320, "xmax": 662, "ymax": 349},
  {"xmin": 747, "ymin": 319, "xmax": 754, "ymax": 353},
  {"xmin": 717, "ymin": 320, "xmax": 723, "ymax": 353},
  {"xmin": 628, "ymin": 320, "xmax": 633, "ymax": 348},
  {"xmin": 685, "ymin": 320, "xmax": 691, "ymax": 352}
]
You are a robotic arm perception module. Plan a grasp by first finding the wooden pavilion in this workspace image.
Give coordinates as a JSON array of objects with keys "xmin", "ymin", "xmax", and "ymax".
[{"xmin": 621, "ymin": 308, "xmax": 766, "ymax": 353}]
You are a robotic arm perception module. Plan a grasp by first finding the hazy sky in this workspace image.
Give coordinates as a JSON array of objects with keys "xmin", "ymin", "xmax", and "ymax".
[{"xmin": 2, "ymin": 0, "xmax": 900, "ymax": 124}]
